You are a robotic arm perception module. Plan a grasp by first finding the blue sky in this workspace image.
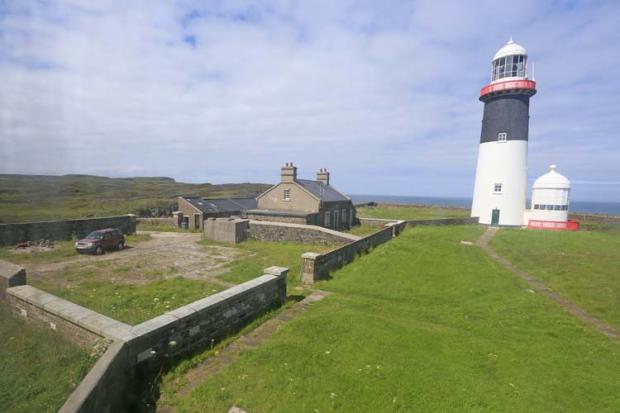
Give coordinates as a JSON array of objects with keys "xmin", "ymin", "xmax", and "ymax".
[{"xmin": 1, "ymin": 0, "xmax": 619, "ymax": 202}]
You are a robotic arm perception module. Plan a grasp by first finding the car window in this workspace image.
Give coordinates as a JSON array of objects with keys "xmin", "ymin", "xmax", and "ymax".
[{"xmin": 86, "ymin": 231, "xmax": 103, "ymax": 240}]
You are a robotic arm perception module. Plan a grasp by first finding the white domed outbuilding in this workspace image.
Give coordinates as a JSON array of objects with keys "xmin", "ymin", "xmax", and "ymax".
[{"xmin": 524, "ymin": 165, "xmax": 578, "ymax": 229}]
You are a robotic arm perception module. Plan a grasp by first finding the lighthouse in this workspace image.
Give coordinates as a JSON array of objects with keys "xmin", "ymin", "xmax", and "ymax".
[{"xmin": 470, "ymin": 39, "xmax": 537, "ymax": 226}]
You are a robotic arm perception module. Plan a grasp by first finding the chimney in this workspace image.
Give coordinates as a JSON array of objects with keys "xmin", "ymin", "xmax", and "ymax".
[
  {"xmin": 281, "ymin": 162, "xmax": 297, "ymax": 183},
  {"xmin": 316, "ymin": 168, "xmax": 330, "ymax": 185}
]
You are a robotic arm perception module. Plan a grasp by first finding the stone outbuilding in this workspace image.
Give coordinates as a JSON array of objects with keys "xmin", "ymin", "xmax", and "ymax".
[
  {"xmin": 248, "ymin": 163, "xmax": 355, "ymax": 231},
  {"xmin": 175, "ymin": 197, "xmax": 257, "ymax": 229}
]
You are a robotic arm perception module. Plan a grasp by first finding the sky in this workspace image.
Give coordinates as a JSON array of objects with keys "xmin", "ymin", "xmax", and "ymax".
[{"xmin": 1, "ymin": 0, "xmax": 619, "ymax": 202}]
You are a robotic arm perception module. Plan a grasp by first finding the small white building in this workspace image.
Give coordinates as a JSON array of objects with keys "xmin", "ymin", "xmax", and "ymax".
[{"xmin": 523, "ymin": 165, "xmax": 574, "ymax": 228}]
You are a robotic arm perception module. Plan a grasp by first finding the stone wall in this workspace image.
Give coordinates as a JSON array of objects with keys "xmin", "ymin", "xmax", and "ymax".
[
  {"xmin": 358, "ymin": 217, "xmax": 401, "ymax": 228},
  {"xmin": 6, "ymin": 284, "xmax": 134, "ymax": 348},
  {"xmin": 248, "ymin": 220, "xmax": 359, "ymax": 246},
  {"xmin": 301, "ymin": 222, "xmax": 404, "ymax": 283},
  {"xmin": 246, "ymin": 212, "xmax": 312, "ymax": 225},
  {"xmin": 125, "ymin": 267, "xmax": 288, "ymax": 365},
  {"xmin": 0, "ymin": 215, "xmax": 137, "ymax": 246},
  {"xmin": 203, "ymin": 218, "xmax": 249, "ymax": 244},
  {"xmin": 58, "ymin": 340, "xmax": 133, "ymax": 413},
  {"xmin": 1, "ymin": 263, "xmax": 289, "ymax": 413}
]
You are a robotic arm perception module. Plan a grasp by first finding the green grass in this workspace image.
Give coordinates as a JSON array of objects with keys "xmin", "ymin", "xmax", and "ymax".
[
  {"xmin": 203, "ymin": 239, "xmax": 332, "ymax": 289},
  {"xmin": 35, "ymin": 278, "xmax": 226, "ymax": 325},
  {"xmin": 357, "ymin": 204, "xmax": 469, "ymax": 221},
  {"xmin": 490, "ymin": 227, "xmax": 620, "ymax": 330},
  {"xmin": 0, "ymin": 234, "xmax": 151, "ymax": 265},
  {"xmin": 345, "ymin": 224, "xmax": 380, "ymax": 237},
  {"xmin": 0, "ymin": 174, "xmax": 269, "ymax": 223},
  {"xmin": 166, "ymin": 226, "xmax": 620, "ymax": 412},
  {"xmin": 0, "ymin": 305, "xmax": 96, "ymax": 413}
]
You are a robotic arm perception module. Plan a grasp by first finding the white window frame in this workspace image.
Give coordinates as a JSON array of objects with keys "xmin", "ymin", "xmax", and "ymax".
[
  {"xmin": 283, "ymin": 189, "xmax": 290, "ymax": 201},
  {"xmin": 493, "ymin": 183, "xmax": 502, "ymax": 193},
  {"xmin": 324, "ymin": 211, "xmax": 330, "ymax": 226},
  {"xmin": 497, "ymin": 132, "xmax": 507, "ymax": 143}
]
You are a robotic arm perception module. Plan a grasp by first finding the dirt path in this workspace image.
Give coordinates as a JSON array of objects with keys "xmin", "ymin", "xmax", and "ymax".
[
  {"xmin": 477, "ymin": 227, "xmax": 620, "ymax": 342},
  {"xmin": 156, "ymin": 289, "xmax": 332, "ymax": 413},
  {"xmin": 27, "ymin": 231, "xmax": 245, "ymax": 288}
]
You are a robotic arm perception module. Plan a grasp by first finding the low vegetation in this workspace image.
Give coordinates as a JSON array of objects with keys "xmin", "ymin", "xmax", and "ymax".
[
  {"xmin": 491, "ymin": 226, "xmax": 620, "ymax": 330},
  {"xmin": 163, "ymin": 226, "xmax": 620, "ymax": 412},
  {"xmin": 0, "ymin": 174, "xmax": 269, "ymax": 223},
  {"xmin": 345, "ymin": 224, "xmax": 380, "ymax": 237},
  {"xmin": 203, "ymin": 239, "xmax": 332, "ymax": 289},
  {"xmin": 0, "ymin": 305, "xmax": 95, "ymax": 413},
  {"xmin": 357, "ymin": 203, "xmax": 469, "ymax": 220}
]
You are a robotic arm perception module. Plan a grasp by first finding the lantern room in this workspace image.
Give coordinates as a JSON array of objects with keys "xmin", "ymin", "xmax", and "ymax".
[{"xmin": 490, "ymin": 39, "xmax": 528, "ymax": 82}]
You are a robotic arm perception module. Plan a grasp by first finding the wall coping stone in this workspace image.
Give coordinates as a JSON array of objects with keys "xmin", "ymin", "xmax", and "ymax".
[
  {"xmin": 0, "ymin": 260, "xmax": 26, "ymax": 281},
  {"xmin": 264, "ymin": 266, "xmax": 289, "ymax": 278},
  {"xmin": 302, "ymin": 252, "xmax": 321, "ymax": 259},
  {"xmin": 7, "ymin": 285, "xmax": 133, "ymax": 341}
]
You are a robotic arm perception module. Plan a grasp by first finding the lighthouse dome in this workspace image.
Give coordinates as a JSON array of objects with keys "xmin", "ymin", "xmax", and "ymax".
[
  {"xmin": 493, "ymin": 39, "xmax": 527, "ymax": 60},
  {"xmin": 533, "ymin": 165, "xmax": 570, "ymax": 189}
]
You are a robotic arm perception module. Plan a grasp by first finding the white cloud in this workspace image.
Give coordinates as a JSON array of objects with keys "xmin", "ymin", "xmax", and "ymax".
[{"xmin": 1, "ymin": 0, "xmax": 619, "ymax": 201}]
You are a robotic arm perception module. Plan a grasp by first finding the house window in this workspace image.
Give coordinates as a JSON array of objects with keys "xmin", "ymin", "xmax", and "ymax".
[
  {"xmin": 494, "ymin": 183, "xmax": 502, "ymax": 193},
  {"xmin": 324, "ymin": 211, "xmax": 330, "ymax": 226},
  {"xmin": 497, "ymin": 132, "xmax": 507, "ymax": 142},
  {"xmin": 283, "ymin": 189, "xmax": 290, "ymax": 201},
  {"xmin": 341, "ymin": 208, "xmax": 347, "ymax": 224}
]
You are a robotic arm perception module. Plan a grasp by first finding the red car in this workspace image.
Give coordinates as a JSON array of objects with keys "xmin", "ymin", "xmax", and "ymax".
[{"xmin": 75, "ymin": 228, "xmax": 125, "ymax": 255}]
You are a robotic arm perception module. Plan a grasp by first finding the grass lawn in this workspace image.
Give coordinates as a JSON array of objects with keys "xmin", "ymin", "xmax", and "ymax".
[
  {"xmin": 490, "ymin": 227, "xmax": 620, "ymax": 330},
  {"xmin": 206, "ymin": 239, "xmax": 332, "ymax": 289},
  {"xmin": 164, "ymin": 226, "xmax": 620, "ymax": 412},
  {"xmin": 0, "ymin": 305, "xmax": 96, "ymax": 413},
  {"xmin": 36, "ymin": 278, "xmax": 227, "ymax": 325},
  {"xmin": 345, "ymin": 224, "xmax": 380, "ymax": 237},
  {"xmin": 357, "ymin": 203, "xmax": 469, "ymax": 220}
]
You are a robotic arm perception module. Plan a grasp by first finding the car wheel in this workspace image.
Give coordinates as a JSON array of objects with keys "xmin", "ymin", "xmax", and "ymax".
[
  {"xmin": 95, "ymin": 245, "xmax": 104, "ymax": 255},
  {"xmin": 117, "ymin": 241, "xmax": 124, "ymax": 251}
]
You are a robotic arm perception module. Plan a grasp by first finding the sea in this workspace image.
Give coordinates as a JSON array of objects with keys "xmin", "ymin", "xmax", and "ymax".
[{"xmin": 349, "ymin": 195, "xmax": 620, "ymax": 216}]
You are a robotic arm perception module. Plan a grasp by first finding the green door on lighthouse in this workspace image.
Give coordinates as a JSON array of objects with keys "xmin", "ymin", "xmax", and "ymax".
[{"xmin": 491, "ymin": 209, "xmax": 500, "ymax": 225}]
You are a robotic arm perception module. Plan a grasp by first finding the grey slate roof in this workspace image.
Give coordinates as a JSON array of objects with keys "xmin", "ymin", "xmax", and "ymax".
[
  {"xmin": 296, "ymin": 179, "xmax": 350, "ymax": 203},
  {"xmin": 185, "ymin": 197, "xmax": 257, "ymax": 214}
]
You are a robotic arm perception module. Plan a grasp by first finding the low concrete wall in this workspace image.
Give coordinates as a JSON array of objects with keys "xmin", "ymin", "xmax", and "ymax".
[
  {"xmin": 203, "ymin": 218, "xmax": 249, "ymax": 244},
  {"xmin": 301, "ymin": 222, "xmax": 405, "ymax": 283},
  {"xmin": 59, "ymin": 340, "xmax": 132, "ymax": 413},
  {"xmin": 126, "ymin": 267, "xmax": 288, "ymax": 365},
  {"xmin": 6, "ymin": 285, "xmax": 134, "ymax": 348},
  {"xmin": 246, "ymin": 212, "xmax": 311, "ymax": 225},
  {"xmin": 2, "ymin": 265, "xmax": 289, "ymax": 412},
  {"xmin": 0, "ymin": 260, "xmax": 26, "ymax": 302},
  {"xmin": 358, "ymin": 217, "xmax": 401, "ymax": 228},
  {"xmin": 0, "ymin": 215, "xmax": 137, "ymax": 246},
  {"xmin": 248, "ymin": 220, "xmax": 359, "ymax": 246}
]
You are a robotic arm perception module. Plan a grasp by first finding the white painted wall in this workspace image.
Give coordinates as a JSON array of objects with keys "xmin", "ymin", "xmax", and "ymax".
[
  {"xmin": 526, "ymin": 187, "xmax": 570, "ymax": 222},
  {"xmin": 471, "ymin": 140, "xmax": 527, "ymax": 225}
]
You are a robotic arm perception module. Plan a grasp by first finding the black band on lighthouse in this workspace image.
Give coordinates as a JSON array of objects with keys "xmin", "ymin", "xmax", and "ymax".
[{"xmin": 480, "ymin": 94, "xmax": 532, "ymax": 144}]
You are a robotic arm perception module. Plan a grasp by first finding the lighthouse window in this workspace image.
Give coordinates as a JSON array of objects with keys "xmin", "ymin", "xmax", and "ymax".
[
  {"xmin": 497, "ymin": 132, "xmax": 507, "ymax": 142},
  {"xmin": 494, "ymin": 183, "xmax": 502, "ymax": 193}
]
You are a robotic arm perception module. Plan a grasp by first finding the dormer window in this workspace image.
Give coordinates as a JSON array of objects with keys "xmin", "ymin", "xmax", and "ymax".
[
  {"xmin": 494, "ymin": 183, "xmax": 502, "ymax": 193},
  {"xmin": 283, "ymin": 189, "xmax": 290, "ymax": 201},
  {"xmin": 497, "ymin": 132, "xmax": 507, "ymax": 143}
]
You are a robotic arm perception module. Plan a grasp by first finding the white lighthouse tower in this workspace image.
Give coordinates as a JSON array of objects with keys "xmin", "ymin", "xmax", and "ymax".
[{"xmin": 471, "ymin": 39, "xmax": 537, "ymax": 226}]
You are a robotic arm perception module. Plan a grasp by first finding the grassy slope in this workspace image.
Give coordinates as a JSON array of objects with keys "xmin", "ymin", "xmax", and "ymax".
[
  {"xmin": 207, "ymin": 239, "xmax": 332, "ymax": 290},
  {"xmin": 0, "ymin": 174, "xmax": 269, "ymax": 223},
  {"xmin": 357, "ymin": 204, "xmax": 469, "ymax": 220},
  {"xmin": 170, "ymin": 226, "xmax": 620, "ymax": 412},
  {"xmin": 0, "ymin": 305, "xmax": 95, "ymax": 413},
  {"xmin": 491, "ymin": 227, "xmax": 620, "ymax": 330}
]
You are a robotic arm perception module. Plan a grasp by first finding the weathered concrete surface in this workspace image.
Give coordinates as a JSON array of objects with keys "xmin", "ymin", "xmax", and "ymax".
[
  {"xmin": 0, "ymin": 215, "xmax": 136, "ymax": 246},
  {"xmin": 203, "ymin": 218, "xmax": 249, "ymax": 244},
  {"xmin": 248, "ymin": 220, "xmax": 359, "ymax": 246},
  {"xmin": 0, "ymin": 260, "xmax": 26, "ymax": 301},
  {"xmin": 58, "ymin": 340, "xmax": 132, "ymax": 413}
]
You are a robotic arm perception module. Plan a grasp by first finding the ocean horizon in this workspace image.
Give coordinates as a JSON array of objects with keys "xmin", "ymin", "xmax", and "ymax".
[{"xmin": 349, "ymin": 194, "xmax": 620, "ymax": 216}]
